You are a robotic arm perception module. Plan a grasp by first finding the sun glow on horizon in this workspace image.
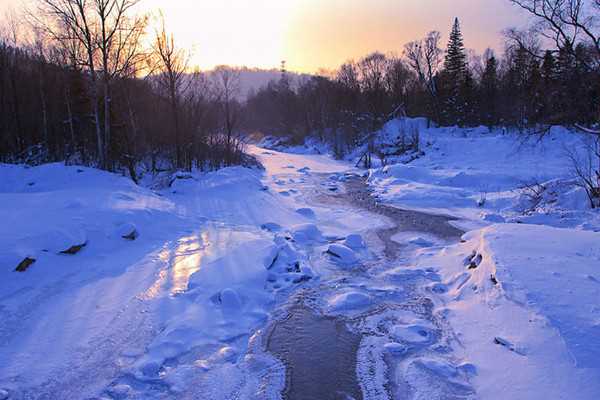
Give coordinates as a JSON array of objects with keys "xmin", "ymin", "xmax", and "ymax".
[
  {"xmin": 145, "ymin": 0, "xmax": 297, "ymax": 72},
  {"xmin": 3, "ymin": 0, "xmax": 526, "ymax": 73}
]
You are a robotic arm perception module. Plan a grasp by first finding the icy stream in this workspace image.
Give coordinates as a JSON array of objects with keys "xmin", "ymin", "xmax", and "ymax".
[{"xmin": 264, "ymin": 174, "xmax": 466, "ymax": 400}]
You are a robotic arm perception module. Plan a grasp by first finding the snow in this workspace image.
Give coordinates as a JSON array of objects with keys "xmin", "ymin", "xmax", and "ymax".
[
  {"xmin": 328, "ymin": 291, "xmax": 372, "ymax": 311},
  {"xmin": 2, "ymin": 122, "xmax": 599, "ymax": 399},
  {"xmin": 326, "ymin": 243, "xmax": 359, "ymax": 265},
  {"xmin": 416, "ymin": 223, "xmax": 600, "ymax": 399},
  {"xmin": 366, "ymin": 120, "xmax": 600, "ymax": 231},
  {"xmin": 344, "ymin": 233, "xmax": 366, "ymax": 250},
  {"xmin": 359, "ymin": 119, "xmax": 600, "ymax": 399}
]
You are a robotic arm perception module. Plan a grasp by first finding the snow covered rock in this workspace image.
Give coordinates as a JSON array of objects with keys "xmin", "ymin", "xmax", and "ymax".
[
  {"xmin": 384, "ymin": 342, "xmax": 408, "ymax": 356},
  {"xmin": 116, "ymin": 223, "xmax": 138, "ymax": 240},
  {"xmin": 482, "ymin": 213, "xmax": 505, "ymax": 223},
  {"xmin": 328, "ymin": 291, "xmax": 371, "ymax": 310},
  {"xmin": 26, "ymin": 228, "xmax": 87, "ymax": 255},
  {"xmin": 390, "ymin": 323, "xmax": 435, "ymax": 345},
  {"xmin": 296, "ymin": 208, "xmax": 316, "ymax": 219},
  {"xmin": 0, "ymin": 388, "xmax": 9, "ymax": 400},
  {"xmin": 343, "ymin": 234, "xmax": 365, "ymax": 250},
  {"xmin": 291, "ymin": 223, "xmax": 325, "ymax": 244},
  {"xmin": 107, "ymin": 384, "xmax": 132, "ymax": 399},
  {"xmin": 220, "ymin": 288, "xmax": 242, "ymax": 310},
  {"xmin": 326, "ymin": 244, "xmax": 358, "ymax": 265},
  {"xmin": 260, "ymin": 222, "xmax": 282, "ymax": 232}
]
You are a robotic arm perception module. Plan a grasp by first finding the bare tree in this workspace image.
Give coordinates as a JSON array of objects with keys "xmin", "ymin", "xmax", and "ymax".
[
  {"xmin": 404, "ymin": 31, "xmax": 443, "ymax": 122},
  {"xmin": 152, "ymin": 12, "xmax": 189, "ymax": 168},
  {"xmin": 213, "ymin": 65, "xmax": 240, "ymax": 165},
  {"xmin": 566, "ymin": 135, "xmax": 600, "ymax": 208},
  {"xmin": 36, "ymin": 0, "xmax": 147, "ymax": 169},
  {"xmin": 508, "ymin": 0, "xmax": 600, "ymax": 58}
]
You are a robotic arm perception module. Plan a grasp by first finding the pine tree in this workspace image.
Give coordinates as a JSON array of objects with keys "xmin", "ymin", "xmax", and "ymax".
[
  {"xmin": 444, "ymin": 18, "xmax": 467, "ymax": 80},
  {"xmin": 441, "ymin": 17, "xmax": 468, "ymax": 125},
  {"xmin": 480, "ymin": 55, "xmax": 498, "ymax": 127}
]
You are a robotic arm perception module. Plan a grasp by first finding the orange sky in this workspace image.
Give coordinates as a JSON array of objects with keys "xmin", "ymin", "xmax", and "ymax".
[{"xmin": 3, "ymin": 0, "xmax": 527, "ymax": 73}]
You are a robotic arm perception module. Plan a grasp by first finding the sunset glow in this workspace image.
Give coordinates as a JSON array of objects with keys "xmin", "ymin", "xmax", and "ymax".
[
  {"xmin": 3, "ymin": 0, "xmax": 525, "ymax": 72},
  {"xmin": 144, "ymin": 0, "xmax": 525, "ymax": 72}
]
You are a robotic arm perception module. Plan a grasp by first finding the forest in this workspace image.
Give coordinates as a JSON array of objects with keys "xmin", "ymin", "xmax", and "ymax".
[{"xmin": 0, "ymin": 0, "xmax": 599, "ymax": 176}]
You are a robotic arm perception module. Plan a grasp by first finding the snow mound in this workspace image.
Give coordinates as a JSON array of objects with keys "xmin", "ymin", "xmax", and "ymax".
[
  {"xmin": 326, "ymin": 244, "xmax": 358, "ymax": 265},
  {"xmin": 328, "ymin": 291, "xmax": 371, "ymax": 311},
  {"xmin": 291, "ymin": 223, "xmax": 325, "ymax": 244},
  {"xmin": 343, "ymin": 234, "xmax": 366, "ymax": 250},
  {"xmin": 296, "ymin": 208, "xmax": 316, "ymax": 219}
]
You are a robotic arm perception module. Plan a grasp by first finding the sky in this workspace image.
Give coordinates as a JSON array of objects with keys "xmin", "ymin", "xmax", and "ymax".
[{"xmin": 3, "ymin": 0, "xmax": 527, "ymax": 73}]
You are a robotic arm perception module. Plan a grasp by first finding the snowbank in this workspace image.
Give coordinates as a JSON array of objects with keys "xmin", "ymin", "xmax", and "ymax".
[
  {"xmin": 420, "ymin": 223, "xmax": 600, "ymax": 399},
  {"xmin": 366, "ymin": 120, "xmax": 600, "ymax": 231}
]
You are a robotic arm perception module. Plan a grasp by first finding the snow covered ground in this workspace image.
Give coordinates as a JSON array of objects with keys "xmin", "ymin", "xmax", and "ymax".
[
  {"xmin": 1, "ymin": 123, "xmax": 599, "ymax": 400},
  {"xmin": 366, "ymin": 119, "xmax": 600, "ymax": 232},
  {"xmin": 363, "ymin": 119, "xmax": 600, "ymax": 399}
]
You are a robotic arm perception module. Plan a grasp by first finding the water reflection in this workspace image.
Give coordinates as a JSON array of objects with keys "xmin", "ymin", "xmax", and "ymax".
[
  {"xmin": 171, "ymin": 232, "xmax": 210, "ymax": 295},
  {"xmin": 142, "ymin": 231, "xmax": 210, "ymax": 299}
]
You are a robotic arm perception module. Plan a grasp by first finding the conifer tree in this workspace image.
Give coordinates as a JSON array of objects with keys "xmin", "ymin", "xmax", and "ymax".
[
  {"xmin": 444, "ymin": 18, "xmax": 467, "ymax": 80},
  {"xmin": 480, "ymin": 54, "xmax": 499, "ymax": 127},
  {"xmin": 441, "ymin": 17, "xmax": 468, "ymax": 125}
]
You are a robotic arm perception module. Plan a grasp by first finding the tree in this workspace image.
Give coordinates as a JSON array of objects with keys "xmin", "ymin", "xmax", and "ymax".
[
  {"xmin": 152, "ymin": 13, "xmax": 189, "ymax": 168},
  {"xmin": 404, "ymin": 31, "xmax": 443, "ymax": 122},
  {"xmin": 441, "ymin": 18, "xmax": 468, "ymax": 125},
  {"xmin": 480, "ymin": 52, "xmax": 499, "ymax": 127},
  {"xmin": 508, "ymin": 0, "xmax": 600, "ymax": 60},
  {"xmin": 213, "ymin": 66, "xmax": 241, "ymax": 165},
  {"xmin": 37, "ymin": 0, "xmax": 147, "ymax": 169},
  {"xmin": 444, "ymin": 17, "xmax": 467, "ymax": 79}
]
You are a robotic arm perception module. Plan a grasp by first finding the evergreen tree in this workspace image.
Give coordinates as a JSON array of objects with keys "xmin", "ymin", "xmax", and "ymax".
[
  {"xmin": 480, "ymin": 55, "xmax": 498, "ymax": 127},
  {"xmin": 441, "ymin": 17, "xmax": 468, "ymax": 125},
  {"xmin": 444, "ymin": 18, "xmax": 467, "ymax": 80}
]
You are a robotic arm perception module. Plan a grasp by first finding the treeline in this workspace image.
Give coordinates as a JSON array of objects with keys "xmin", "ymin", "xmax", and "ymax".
[
  {"xmin": 243, "ymin": 12, "xmax": 600, "ymax": 156},
  {"xmin": 0, "ymin": 0, "xmax": 247, "ymax": 180}
]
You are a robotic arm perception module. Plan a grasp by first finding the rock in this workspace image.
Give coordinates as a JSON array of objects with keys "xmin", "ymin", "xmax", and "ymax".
[
  {"xmin": 60, "ymin": 241, "xmax": 87, "ymax": 255},
  {"xmin": 326, "ymin": 244, "xmax": 358, "ymax": 265},
  {"xmin": 493, "ymin": 336, "xmax": 525, "ymax": 355},
  {"xmin": 107, "ymin": 384, "xmax": 131, "ymax": 399},
  {"xmin": 122, "ymin": 230, "xmax": 138, "ymax": 240},
  {"xmin": 15, "ymin": 257, "xmax": 35, "ymax": 272},
  {"xmin": 343, "ymin": 234, "xmax": 365, "ymax": 250},
  {"xmin": 117, "ymin": 223, "xmax": 138, "ymax": 240},
  {"xmin": 216, "ymin": 346, "xmax": 238, "ymax": 363},
  {"xmin": 32, "ymin": 229, "xmax": 87, "ymax": 254}
]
